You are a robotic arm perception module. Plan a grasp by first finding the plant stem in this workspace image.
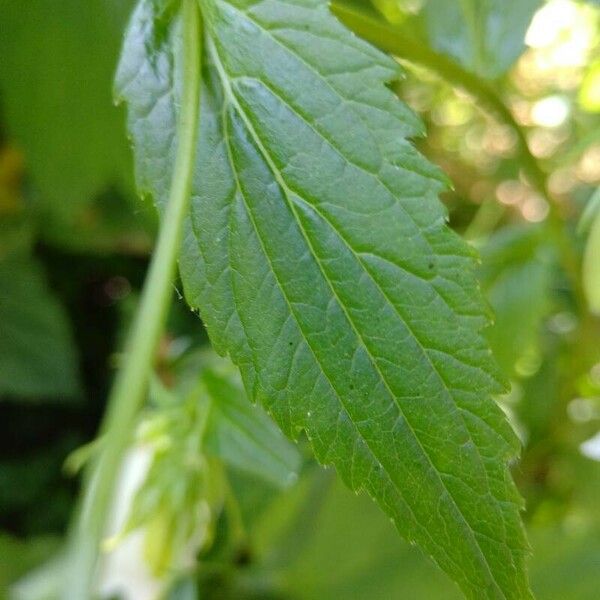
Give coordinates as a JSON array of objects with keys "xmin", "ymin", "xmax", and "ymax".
[
  {"xmin": 464, "ymin": 198, "xmax": 506, "ymax": 241},
  {"xmin": 63, "ymin": 1, "xmax": 202, "ymax": 597}
]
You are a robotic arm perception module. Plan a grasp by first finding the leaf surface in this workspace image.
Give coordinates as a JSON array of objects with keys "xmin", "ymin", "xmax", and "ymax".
[
  {"xmin": 479, "ymin": 225, "xmax": 553, "ymax": 377},
  {"xmin": 116, "ymin": 0, "xmax": 531, "ymax": 596},
  {"xmin": 0, "ymin": 257, "xmax": 81, "ymax": 400},
  {"xmin": 203, "ymin": 364, "xmax": 301, "ymax": 488},
  {"xmin": 0, "ymin": 0, "xmax": 138, "ymax": 246},
  {"xmin": 423, "ymin": 0, "xmax": 541, "ymax": 78}
]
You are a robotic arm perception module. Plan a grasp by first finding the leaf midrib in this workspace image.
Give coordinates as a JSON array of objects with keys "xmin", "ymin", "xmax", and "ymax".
[{"xmin": 204, "ymin": 19, "xmax": 508, "ymax": 595}]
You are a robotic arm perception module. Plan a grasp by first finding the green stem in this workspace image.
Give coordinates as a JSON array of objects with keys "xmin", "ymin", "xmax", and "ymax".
[
  {"xmin": 464, "ymin": 198, "xmax": 506, "ymax": 241},
  {"xmin": 64, "ymin": 1, "xmax": 202, "ymax": 597}
]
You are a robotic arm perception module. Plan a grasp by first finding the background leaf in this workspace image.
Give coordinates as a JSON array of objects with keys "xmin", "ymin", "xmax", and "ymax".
[
  {"xmin": 197, "ymin": 469, "xmax": 600, "ymax": 599},
  {"xmin": 422, "ymin": 0, "xmax": 541, "ymax": 78},
  {"xmin": 0, "ymin": 256, "xmax": 81, "ymax": 400},
  {"xmin": 147, "ymin": 351, "xmax": 301, "ymax": 489},
  {"xmin": 479, "ymin": 225, "xmax": 554, "ymax": 377},
  {"xmin": 203, "ymin": 366, "xmax": 301, "ymax": 489},
  {"xmin": 0, "ymin": 0, "xmax": 140, "ymax": 247}
]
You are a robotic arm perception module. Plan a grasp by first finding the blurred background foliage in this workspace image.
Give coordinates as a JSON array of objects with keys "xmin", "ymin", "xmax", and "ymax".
[{"xmin": 1, "ymin": 0, "xmax": 600, "ymax": 598}]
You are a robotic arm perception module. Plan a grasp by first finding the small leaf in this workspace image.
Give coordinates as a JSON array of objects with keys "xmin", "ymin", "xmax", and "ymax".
[
  {"xmin": 0, "ymin": 256, "xmax": 81, "ymax": 400},
  {"xmin": 423, "ymin": 0, "xmax": 542, "ymax": 78},
  {"xmin": 117, "ymin": 0, "xmax": 531, "ymax": 596},
  {"xmin": 203, "ymin": 366, "xmax": 301, "ymax": 488},
  {"xmin": 479, "ymin": 225, "xmax": 553, "ymax": 378},
  {"xmin": 0, "ymin": 0, "xmax": 137, "ymax": 245},
  {"xmin": 148, "ymin": 350, "xmax": 301, "ymax": 487},
  {"xmin": 167, "ymin": 577, "xmax": 199, "ymax": 600}
]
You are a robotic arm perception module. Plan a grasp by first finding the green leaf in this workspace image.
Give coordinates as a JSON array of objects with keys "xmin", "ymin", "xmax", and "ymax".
[
  {"xmin": 529, "ymin": 525, "xmax": 600, "ymax": 600},
  {"xmin": 116, "ymin": 0, "xmax": 531, "ymax": 597},
  {"xmin": 479, "ymin": 225, "xmax": 554, "ymax": 378},
  {"xmin": 274, "ymin": 475, "xmax": 463, "ymax": 600},
  {"xmin": 203, "ymin": 365, "xmax": 301, "ymax": 489},
  {"xmin": 422, "ymin": 0, "xmax": 541, "ymax": 78},
  {"xmin": 149, "ymin": 350, "xmax": 301, "ymax": 487},
  {"xmin": 0, "ymin": 0, "xmax": 137, "ymax": 246},
  {"xmin": 0, "ymin": 256, "xmax": 81, "ymax": 400}
]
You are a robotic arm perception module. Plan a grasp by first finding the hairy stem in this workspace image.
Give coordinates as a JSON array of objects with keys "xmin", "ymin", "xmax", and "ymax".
[{"xmin": 63, "ymin": 1, "xmax": 202, "ymax": 596}]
